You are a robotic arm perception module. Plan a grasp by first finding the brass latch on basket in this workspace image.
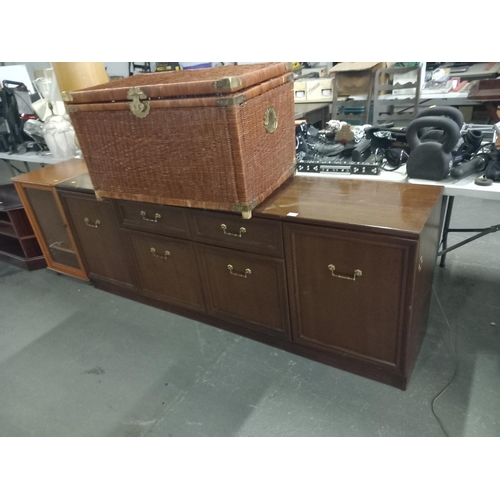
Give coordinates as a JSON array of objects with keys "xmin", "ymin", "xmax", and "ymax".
[
  {"xmin": 127, "ymin": 87, "xmax": 150, "ymax": 118},
  {"xmin": 264, "ymin": 106, "xmax": 278, "ymax": 133}
]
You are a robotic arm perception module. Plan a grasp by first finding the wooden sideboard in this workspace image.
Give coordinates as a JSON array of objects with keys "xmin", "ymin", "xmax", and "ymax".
[{"xmin": 50, "ymin": 163, "xmax": 442, "ymax": 390}]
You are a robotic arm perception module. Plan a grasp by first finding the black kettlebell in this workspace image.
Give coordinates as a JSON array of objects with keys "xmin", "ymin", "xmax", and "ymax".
[
  {"xmin": 406, "ymin": 116, "xmax": 461, "ymax": 181},
  {"xmin": 416, "ymin": 106, "xmax": 464, "ymax": 143}
]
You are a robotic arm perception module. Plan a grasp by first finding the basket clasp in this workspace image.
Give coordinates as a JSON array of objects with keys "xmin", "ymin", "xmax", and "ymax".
[{"xmin": 127, "ymin": 87, "xmax": 150, "ymax": 118}]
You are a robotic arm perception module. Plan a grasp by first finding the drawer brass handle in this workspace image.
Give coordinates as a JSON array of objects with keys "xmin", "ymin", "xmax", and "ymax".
[
  {"xmin": 227, "ymin": 264, "xmax": 251, "ymax": 278},
  {"xmin": 84, "ymin": 217, "xmax": 100, "ymax": 228},
  {"xmin": 221, "ymin": 223, "xmax": 246, "ymax": 238},
  {"xmin": 151, "ymin": 247, "xmax": 170, "ymax": 259},
  {"xmin": 328, "ymin": 264, "xmax": 362, "ymax": 281},
  {"xmin": 141, "ymin": 211, "xmax": 161, "ymax": 223}
]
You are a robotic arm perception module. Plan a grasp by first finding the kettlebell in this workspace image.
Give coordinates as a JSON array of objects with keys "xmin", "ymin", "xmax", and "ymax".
[
  {"xmin": 406, "ymin": 116, "xmax": 461, "ymax": 180},
  {"xmin": 416, "ymin": 106, "xmax": 464, "ymax": 143}
]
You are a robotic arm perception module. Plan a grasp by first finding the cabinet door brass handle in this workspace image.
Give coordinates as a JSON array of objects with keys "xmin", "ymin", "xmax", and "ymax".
[
  {"xmin": 141, "ymin": 211, "xmax": 161, "ymax": 223},
  {"xmin": 221, "ymin": 224, "xmax": 246, "ymax": 238},
  {"xmin": 84, "ymin": 217, "xmax": 100, "ymax": 228},
  {"xmin": 328, "ymin": 264, "xmax": 362, "ymax": 281},
  {"xmin": 151, "ymin": 247, "xmax": 170, "ymax": 259},
  {"xmin": 227, "ymin": 264, "xmax": 251, "ymax": 278}
]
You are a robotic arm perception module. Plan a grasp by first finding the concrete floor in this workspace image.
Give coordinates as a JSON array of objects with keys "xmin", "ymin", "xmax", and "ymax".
[{"xmin": 0, "ymin": 196, "xmax": 499, "ymax": 437}]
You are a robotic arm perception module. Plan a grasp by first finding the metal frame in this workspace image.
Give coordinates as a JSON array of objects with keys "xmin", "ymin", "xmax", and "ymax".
[
  {"xmin": 372, "ymin": 65, "xmax": 423, "ymax": 126},
  {"xmin": 437, "ymin": 195, "xmax": 500, "ymax": 267}
]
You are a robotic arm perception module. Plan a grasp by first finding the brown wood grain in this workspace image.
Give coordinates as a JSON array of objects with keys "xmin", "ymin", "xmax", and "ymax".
[
  {"xmin": 188, "ymin": 209, "xmax": 284, "ymax": 258},
  {"xmin": 256, "ymin": 176, "xmax": 443, "ymax": 239},
  {"xmin": 59, "ymin": 191, "xmax": 136, "ymax": 290},
  {"xmin": 284, "ymin": 223, "xmax": 416, "ymax": 369},
  {"xmin": 125, "ymin": 229, "xmax": 205, "ymax": 313},
  {"xmin": 11, "ymin": 159, "xmax": 88, "ymax": 187},
  {"xmin": 47, "ymin": 170, "xmax": 443, "ymax": 390},
  {"xmin": 114, "ymin": 199, "xmax": 191, "ymax": 239},
  {"xmin": 196, "ymin": 243, "xmax": 291, "ymax": 339}
]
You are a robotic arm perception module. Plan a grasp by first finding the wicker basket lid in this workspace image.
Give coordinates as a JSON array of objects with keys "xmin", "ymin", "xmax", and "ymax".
[{"xmin": 64, "ymin": 63, "xmax": 292, "ymax": 104}]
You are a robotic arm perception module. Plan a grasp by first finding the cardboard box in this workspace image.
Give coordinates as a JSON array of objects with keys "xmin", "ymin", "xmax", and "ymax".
[
  {"xmin": 329, "ymin": 62, "xmax": 389, "ymax": 96},
  {"xmin": 294, "ymin": 80, "xmax": 307, "ymax": 101},
  {"xmin": 305, "ymin": 78, "xmax": 334, "ymax": 101}
]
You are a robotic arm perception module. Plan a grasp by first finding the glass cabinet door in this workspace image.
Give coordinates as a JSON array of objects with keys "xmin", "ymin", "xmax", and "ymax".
[{"xmin": 24, "ymin": 188, "xmax": 80, "ymax": 269}]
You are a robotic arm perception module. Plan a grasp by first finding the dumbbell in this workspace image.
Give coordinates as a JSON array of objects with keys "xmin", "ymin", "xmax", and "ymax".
[{"xmin": 406, "ymin": 116, "xmax": 462, "ymax": 181}]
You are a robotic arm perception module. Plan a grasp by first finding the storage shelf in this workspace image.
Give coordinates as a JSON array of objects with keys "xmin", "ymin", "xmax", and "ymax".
[
  {"xmin": 0, "ymin": 234, "xmax": 24, "ymax": 258},
  {"xmin": 0, "ymin": 221, "xmax": 16, "ymax": 238}
]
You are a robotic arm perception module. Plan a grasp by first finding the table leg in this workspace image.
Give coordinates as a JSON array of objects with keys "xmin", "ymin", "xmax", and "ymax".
[
  {"xmin": 439, "ymin": 196, "xmax": 454, "ymax": 268},
  {"xmin": 3, "ymin": 159, "xmax": 24, "ymax": 176}
]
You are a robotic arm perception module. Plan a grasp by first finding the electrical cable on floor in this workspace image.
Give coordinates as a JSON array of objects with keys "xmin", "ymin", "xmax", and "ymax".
[{"xmin": 431, "ymin": 285, "xmax": 459, "ymax": 437}]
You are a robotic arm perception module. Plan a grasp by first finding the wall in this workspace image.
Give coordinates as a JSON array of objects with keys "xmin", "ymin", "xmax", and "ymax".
[{"xmin": 3, "ymin": 62, "xmax": 51, "ymax": 80}]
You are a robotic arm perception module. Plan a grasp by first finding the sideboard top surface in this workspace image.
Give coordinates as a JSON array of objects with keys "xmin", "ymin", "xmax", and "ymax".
[
  {"xmin": 11, "ymin": 159, "xmax": 89, "ymax": 187},
  {"xmin": 48, "ymin": 159, "xmax": 442, "ymax": 238},
  {"xmin": 256, "ymin": 176, "xmax": 443, "ymax": 238}
]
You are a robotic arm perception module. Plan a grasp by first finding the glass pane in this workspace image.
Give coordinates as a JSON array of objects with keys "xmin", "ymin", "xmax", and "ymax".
[{"xmin": 24, "ymin": 188, "xmax": 79, "ymax": 269}]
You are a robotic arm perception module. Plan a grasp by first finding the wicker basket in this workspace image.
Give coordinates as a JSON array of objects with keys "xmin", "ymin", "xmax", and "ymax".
[{"xmin": 66, "ymin": 63, "xmax": 296, "ymax": 218}]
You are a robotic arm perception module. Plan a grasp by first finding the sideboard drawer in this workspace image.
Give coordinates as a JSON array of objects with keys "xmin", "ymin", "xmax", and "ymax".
[
  {"xmin": 115, "ymin": 200, "xmax": 190, "ymax": 238},
  {"xmin": 126, "ymin": 231, "xmax": 205, "ymax": 312},
  {"xmin": 189, "ymin": 210, "xmax": 283, "ymax": 257},
  {"xmin": 196, "ymin": 244, "xmax": 290, "ymax": 338}
]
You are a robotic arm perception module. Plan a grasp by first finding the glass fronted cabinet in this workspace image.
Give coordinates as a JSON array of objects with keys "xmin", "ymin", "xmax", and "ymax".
[{"xmin": 12, "ymin": 160, "xmax": 88, "ymax": 280}]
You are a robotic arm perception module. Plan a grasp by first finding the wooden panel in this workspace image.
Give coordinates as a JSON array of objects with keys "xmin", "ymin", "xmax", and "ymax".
[
  {"xmin": 115, "ymin": 200, "xmax": 190, "ymax": 239},
  {"xmin": 256, "ymin": 176, "xmax": 443, "ymax": 239},
  {"xmin": 126, "ymin": 230, "xmax": 205, "ymax": 312},
  {"xmin": 19, "ymin": 237, "xmax": 42, "ymax": 258},
  {"xmin": 60, "ymin": 192, "xmax": 136, "ymax": 289},
  {"xmin": 404, "ymin": 199, "xmax": 442, "ymax": 378},
  {"xmin": 285, "ymin": 223, "xmax": 416, "ymax": 367},
  {"xmin": 196, "ymin": 244, "xmax": 290, "ymax": 338},
  {"xmin": 7, "ymin": 209, "xmax": 35, "ymax": 238},
  {"xmin": 189, "ymin": 209, "xmax": 283, "ymax": 257}
]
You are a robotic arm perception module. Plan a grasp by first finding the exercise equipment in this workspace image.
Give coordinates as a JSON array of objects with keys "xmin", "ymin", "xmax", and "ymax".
[
  {"xmin": 406, "ymin": 115, "xmax": 461, "ymax": 180},
  {"xmin": 416, "ymin": 106, "xmax": 464, "ymax": 143}
]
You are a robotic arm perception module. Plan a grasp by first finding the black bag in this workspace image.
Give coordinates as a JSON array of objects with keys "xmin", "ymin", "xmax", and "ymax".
[
  {"xmin": 484, "ymin": 159, "xmax": 500, "ymax": 182},
  {"xmin": 0, "ymin": 81, "xmax": 28, "ymax": 152}
]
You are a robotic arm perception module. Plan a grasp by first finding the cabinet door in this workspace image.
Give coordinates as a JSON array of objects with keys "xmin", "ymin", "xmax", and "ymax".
[
  {"xmin": 61, "ymin": 192, "xmax": 135, "ymax": 289},
  {"xmin": 127, "ymin": 231, "xmax": 205, "ymax": 312},
  {"xmin": 23, "ymin": 187, "xmax": 80, "ymax": 270},
  {"xmin": 196, "ymin": 244, "xmax": 290, "ymax": 339},
  {"xmin": 285, "ymin": 224, "xmax": 416, "ymax": 367}
]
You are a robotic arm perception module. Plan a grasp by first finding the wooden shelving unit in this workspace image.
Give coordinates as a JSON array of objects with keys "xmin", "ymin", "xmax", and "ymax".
[{"xmin": 0, "ymin": 184, "xmax": 46, "ymax": 271}]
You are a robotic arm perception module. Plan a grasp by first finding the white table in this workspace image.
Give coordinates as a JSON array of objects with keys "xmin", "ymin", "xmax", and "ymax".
[
  {"xmin": 297, "ymin": 167, "xmax": 500, "ymax": 267},
  {"xmin": 298, "ymin": 164, "xmax": 500, "ymax": 201},
  {"xmin": 0, "ymin": 152, "xmax": 74, "ymax": 176}
]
